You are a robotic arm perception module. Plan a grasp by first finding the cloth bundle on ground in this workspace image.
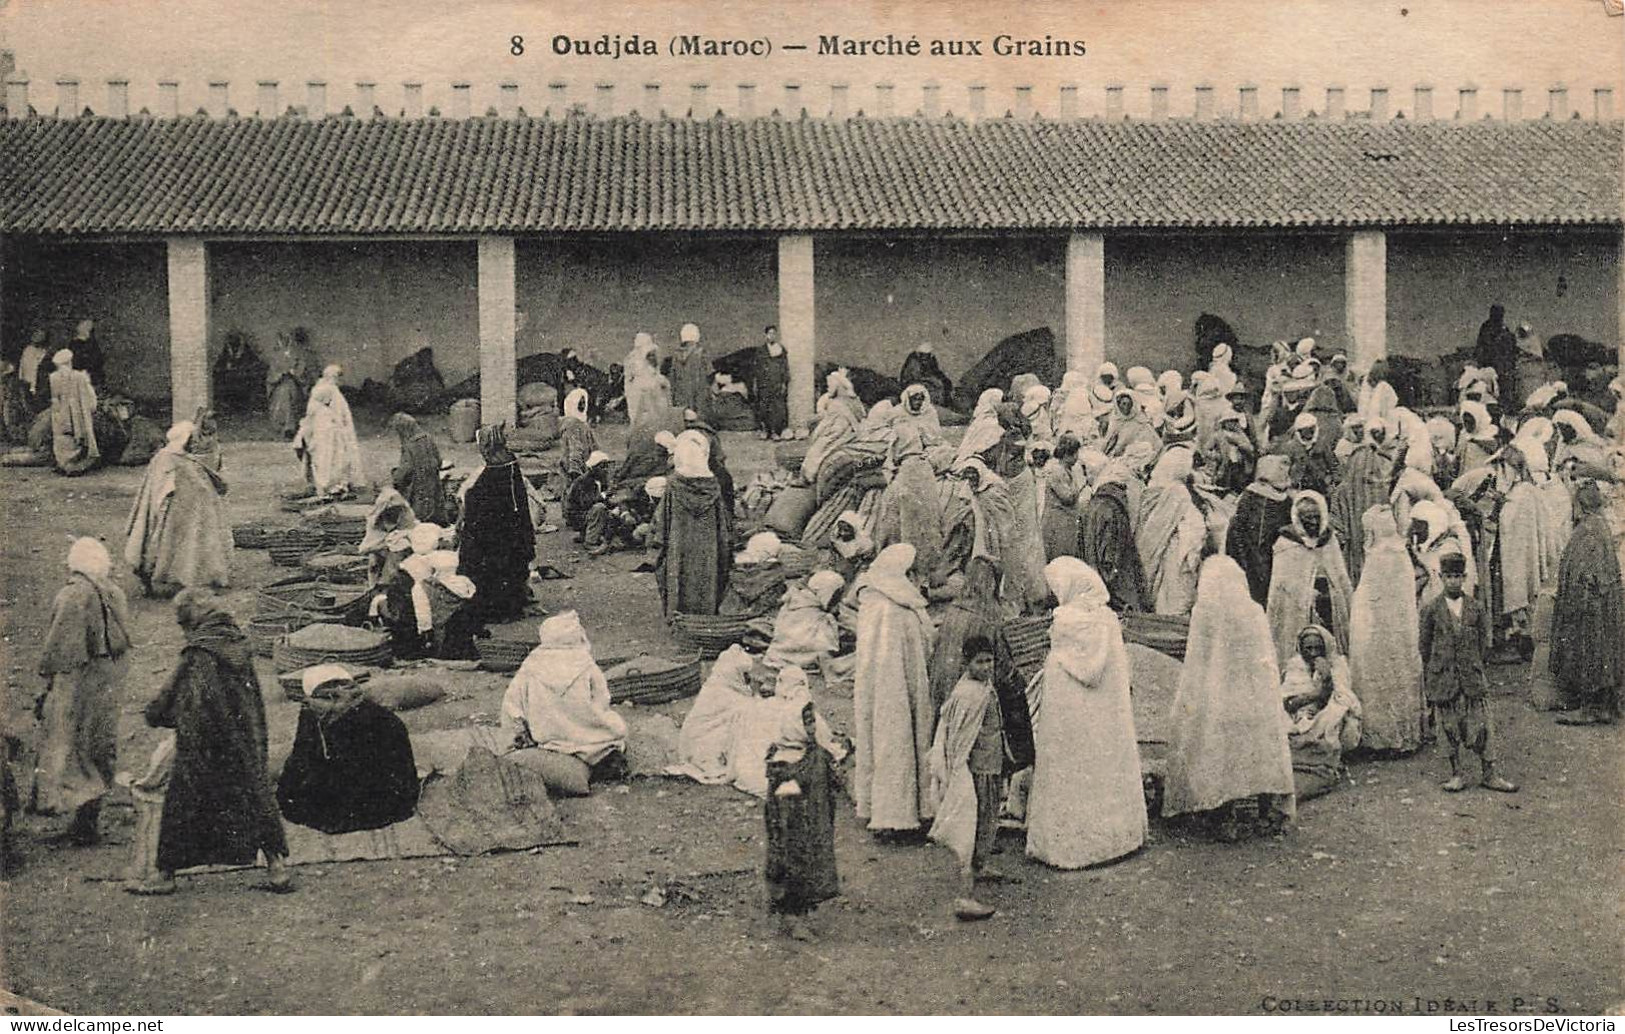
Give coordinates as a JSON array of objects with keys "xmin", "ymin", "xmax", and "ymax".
[
  {"xmin": 951, "ymin": 327, "xmax": 1060, "ymax": 413},
  {"xmin": 406, "ymin": 726, "xmax": 568, "ymax": 853},
  {"xmin": 386, "ymin": 348, "xmax": 447, "ymax": 414}
]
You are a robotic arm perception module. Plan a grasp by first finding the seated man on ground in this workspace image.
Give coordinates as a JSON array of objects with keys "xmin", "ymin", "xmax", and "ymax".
[
  {"xmin": 1280, "ymin": 625, "xmax": 1363, "ymax": 801},
  {"xmin": 502, "ymin": 612, "xmax": 629, "ymax": 784},
  {"xmin": 719, "ymin": 532, "xmax": 791, "ymax": 619},
  {"xmin": 764, "ymin": 570, "xmax": 851, "ymax": 673},
  {"xmin": 564, "ymin": 451, "xmax": 615, "ymax": 542},
  {"xmin": 377, "ymin": 523, "xmax": 479, "ymax": 660},
  {"xmin": 277, "ymin": 665, "xmax": 420, "ymax": 835}
]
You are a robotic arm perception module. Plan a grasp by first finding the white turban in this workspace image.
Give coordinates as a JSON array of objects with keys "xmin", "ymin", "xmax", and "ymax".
[
  {"xmin": 67, "ymin": 537, "xmax": 112, "ymax": 579},
  {"xmin": 644, "ymin": 476, "xmax": 668, "ymax": 499},
  {"xmin": 585, "ymin": 450, "xmax": 612, "ymax": 470},
  {"xmin": 52, "ymin": 349, "xmax": 74, "ymax": 367},
  {"xmin": 680, "ymin": 323, "xmax": 700, "ymax": 343},
  {"xmin": 301, "ymin": 663, "xmax": 354, "ymax": 697}
]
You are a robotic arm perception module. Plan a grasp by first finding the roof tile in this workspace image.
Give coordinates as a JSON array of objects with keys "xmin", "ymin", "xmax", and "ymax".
[{"xmin": 0, "ymin": 114, "xmax": 1618, "ymax": 235}]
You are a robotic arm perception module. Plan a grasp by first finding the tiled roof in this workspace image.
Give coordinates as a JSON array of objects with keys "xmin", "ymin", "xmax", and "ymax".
[{"xmin": 1, "ymin": 113, "xmax": 1619, "ymax": 235}]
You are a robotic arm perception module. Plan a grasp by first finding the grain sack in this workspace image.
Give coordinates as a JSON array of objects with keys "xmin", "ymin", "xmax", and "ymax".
[
  {"xmin": 365, "ymin": 675, "xmax": 447, "ymax": 712},
  {"xmin": 506, "ymin": 749, "xmax": 591, "ymax": 797}
]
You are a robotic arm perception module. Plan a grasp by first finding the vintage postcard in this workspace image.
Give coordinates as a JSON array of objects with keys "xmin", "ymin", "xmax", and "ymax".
[{"xmin": 0, "ymin": 0, "xmax": 1620, "ymax": 1019}]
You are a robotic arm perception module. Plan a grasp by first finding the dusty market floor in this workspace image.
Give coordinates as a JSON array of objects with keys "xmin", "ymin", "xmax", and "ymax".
[{"xmin": 1, "ymin": 414, "xmax": 1620, "ymax": 1015}]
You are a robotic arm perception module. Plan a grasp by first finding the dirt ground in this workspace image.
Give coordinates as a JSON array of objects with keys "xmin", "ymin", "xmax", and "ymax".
[{"xmin": 1, "ymin": 411, "xmax": 1620, "ymax": 1016}]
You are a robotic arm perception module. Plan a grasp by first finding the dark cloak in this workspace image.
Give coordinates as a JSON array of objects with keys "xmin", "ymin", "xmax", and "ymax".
[
  {"xmin": 752, "ymin": 345, "xmax": 791, "ymax": 436},
  {"xmin": 1327, "ymin": 445, "xmax": 1394, "ymax": 585},
  {"xmin": 145, "ymin": 617, "xmax": 288, "ymax": 872},
  {"xmin": 1550, "ymin": 512, "xmax": 1624, "ymax": 714},
  {"xmin": 277, "ymin": 701, "xmax": 420, "ymax": 834},
  {"xmin": 459, "ymin": 460, "xmax": 535, "ymax": 622},
  {"xmin": 655, "ymin": 474, "xmax": 732, "ymax": 617},
  {"xmin": 764, "ymin": 734, "xmax": 840, "ymax": 916},
  {"xmin": 1224, "ymin": 487, "xmax": 1294, "ymax": 606},
  {"xmin": 1077, "ymin": 481, "xmax": 1145, "ymax": 613}
]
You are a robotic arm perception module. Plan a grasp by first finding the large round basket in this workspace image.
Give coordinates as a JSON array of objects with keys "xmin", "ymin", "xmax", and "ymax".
[
  {"xmin": 231, "ymin": 522, "xmax": 282, "ymax": 549},
  {"xmin": 272, "ymin": 624, "xmax": 392, "ymax": 674},
  {"xmin": 474, "ymin": 636, "xmax": 535, "ymax": 673},
  {"xmin": 601, "ymin": 654, "xmax": 703, "ymax": 706},
  {"xmin": 247, "ymin": 614, "xmax": 308, "ymax": 658},
  {"xmin": 1002, "ymin": 616, "xmax": 1052, "ymax": 680},
  {"xmin": 668, "ymin": 613, "xmax": 760, "ymax": 659},
  {"xmin": 300, "ymin": 552, "xmax": 369, "ymax": 584},
  {"xmin": 267, "ymin": 528, "xmax": 327, "ymax": 566},
  {"xmin": 1120, "ymin": 612, "xmax": 1190, "ymax": 661},
  {"xmin": 255, "ymin": 576, "xmax": 372, "ymax": 625}
]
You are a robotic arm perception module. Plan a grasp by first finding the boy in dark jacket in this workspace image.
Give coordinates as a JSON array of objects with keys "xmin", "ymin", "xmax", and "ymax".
[{"xmin": 1418, "ymin": 551, "xmax": 1518, "ymax": 794}]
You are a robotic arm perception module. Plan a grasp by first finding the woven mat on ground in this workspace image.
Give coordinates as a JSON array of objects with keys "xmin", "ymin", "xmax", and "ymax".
[{"xmin": 90, "ymin": 816, "xmax": 452, "ymax": 881}]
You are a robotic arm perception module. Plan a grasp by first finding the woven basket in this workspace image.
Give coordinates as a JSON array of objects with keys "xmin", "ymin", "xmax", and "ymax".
[
  {"xmin": 301, "ymin": 552, "xmax": 369, "ymax": 584},
  {"xmin": 255, "ymin": 577, "xmax": 372, "ymax": 625},
  {"xmin": 474, "ymin": 636, "xmax": 535, "ymax": 673},
  {"xmin": 1121, "ymin": 612, "xmax": 1190, "ymax": 661},
  {"xmin": 602, "ymin": 654, "xmax": 703, "ymax": 705},
  {"xmin": 231, "ymin": 522, "xmax": 281, "ymax": 549},
  {"xmin": 267, "ymin": 528, "xmax": 327, "ymax": 565},
  {"xmin": 1002, "ymin": 616, "xmax": 1053, "ymax": 679},
  {"xmin": 668, "ymin": 612, "xmax": 759, "ymax": 659},
  {"xmin": 247, "ymin": 614, "xmax": 309, "ymax": 658},
  {"xmin": 272, "ymin": 625, "xmax": 392, "ymax": 673},
  {"xmin": 273, "ymin": 640, "xmax": 393, "ymax": 674}
]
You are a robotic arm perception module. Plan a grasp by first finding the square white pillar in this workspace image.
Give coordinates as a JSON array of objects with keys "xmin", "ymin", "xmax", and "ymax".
[
  {"xmin": 778, "ymin": 234, "xmax": 816, "ymax": 430},
  {"xmin": 478, "ymin": 237, "xmax": 518, "ymax": 429},
  {"xmin": 1344, "ymin": 230, "xmax": 1387, "ymax": 372},
  {"xmin": 166, "ymin": 238, "xmax": 211, "ymax": 423},
  {"xmin": 1064, "ymin": 233, "xmax": 1106, "ymax": 374}
]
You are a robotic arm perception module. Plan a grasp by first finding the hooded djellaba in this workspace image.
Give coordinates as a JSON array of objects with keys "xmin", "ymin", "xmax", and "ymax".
[
  {"xmin": 1550, "ymin": 481, "xmax": 1624, "ymax": 726},
  {"xmin": 1025, "ymin": 558, "xmax": 1146, "ymax": 870},
  {"xmin": 1136, "ymin": 448, "xmax": 1208, "ymax": 617},
  {"xmin": 1348, "ymin": 504, "xmax": 1425, "ymax": 754},
  {"xmin": 654, "ymin": 431, "xmax": 733, "ymax": 617},
  {"xmin": 502, "ymin": 611, "xmax": 629, "ymax": 774},
  {"xmin": 459, "ymin": 425, "xmax": 536, "ymax": 622},
  {"xmin": 31, "ymin": 538, "xmax": 132, "ymax": 844},
  {"xmin": 124, "ymin": 421, "xmax": 232, "ymax": 599},
  {"xmin": 1163, "ymin": 555, "xmax": 1296, "ymax": 839},
  {"xmin": 1076, "ymin": 448, "xmax": 1147, "ymax": 613},
  {"xmin": 1224, "ymin": 453, "xmax": 1294, "ymax": 606},
  {"xmin": 48, "ymin": 349, "xmax": 101, "ymax": 476},
  {"xmin": 1266, "ymin": 490, "xmax": 1354, "ymax": 669},
  {"xmin": 140, "ymin": 590, "xmax": 290, "ymax": 890},
  {"xmin": 388, "ymin": 413, "xmax": 448, "ymax": 525},
  {"xmin": 293, "ymin": 365, "xmax": 367, "ymax": 497},
  {"xmin": 851, "ymin": 543, "xmax": 936, "ymax": 833}
]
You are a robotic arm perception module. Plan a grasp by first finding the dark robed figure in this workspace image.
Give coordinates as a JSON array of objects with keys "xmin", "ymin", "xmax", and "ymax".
[
  {"xmin": 1551, "ymin": 482, "xmax": 1624, "ymax": 725},
  {"xmin": 459, "ymin": 426, "xmax": 535, "ymax": 622},
  {"xmin": 143, "ymin": 591, "xmax": 289, "ymax": 882},
  {"xmin": 388, "ymin": 413, "xmax": 448, "ymax": 525},
  {"xmin": 277, "ymin": 665, "xmax": 420, "ymax": 833}
]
